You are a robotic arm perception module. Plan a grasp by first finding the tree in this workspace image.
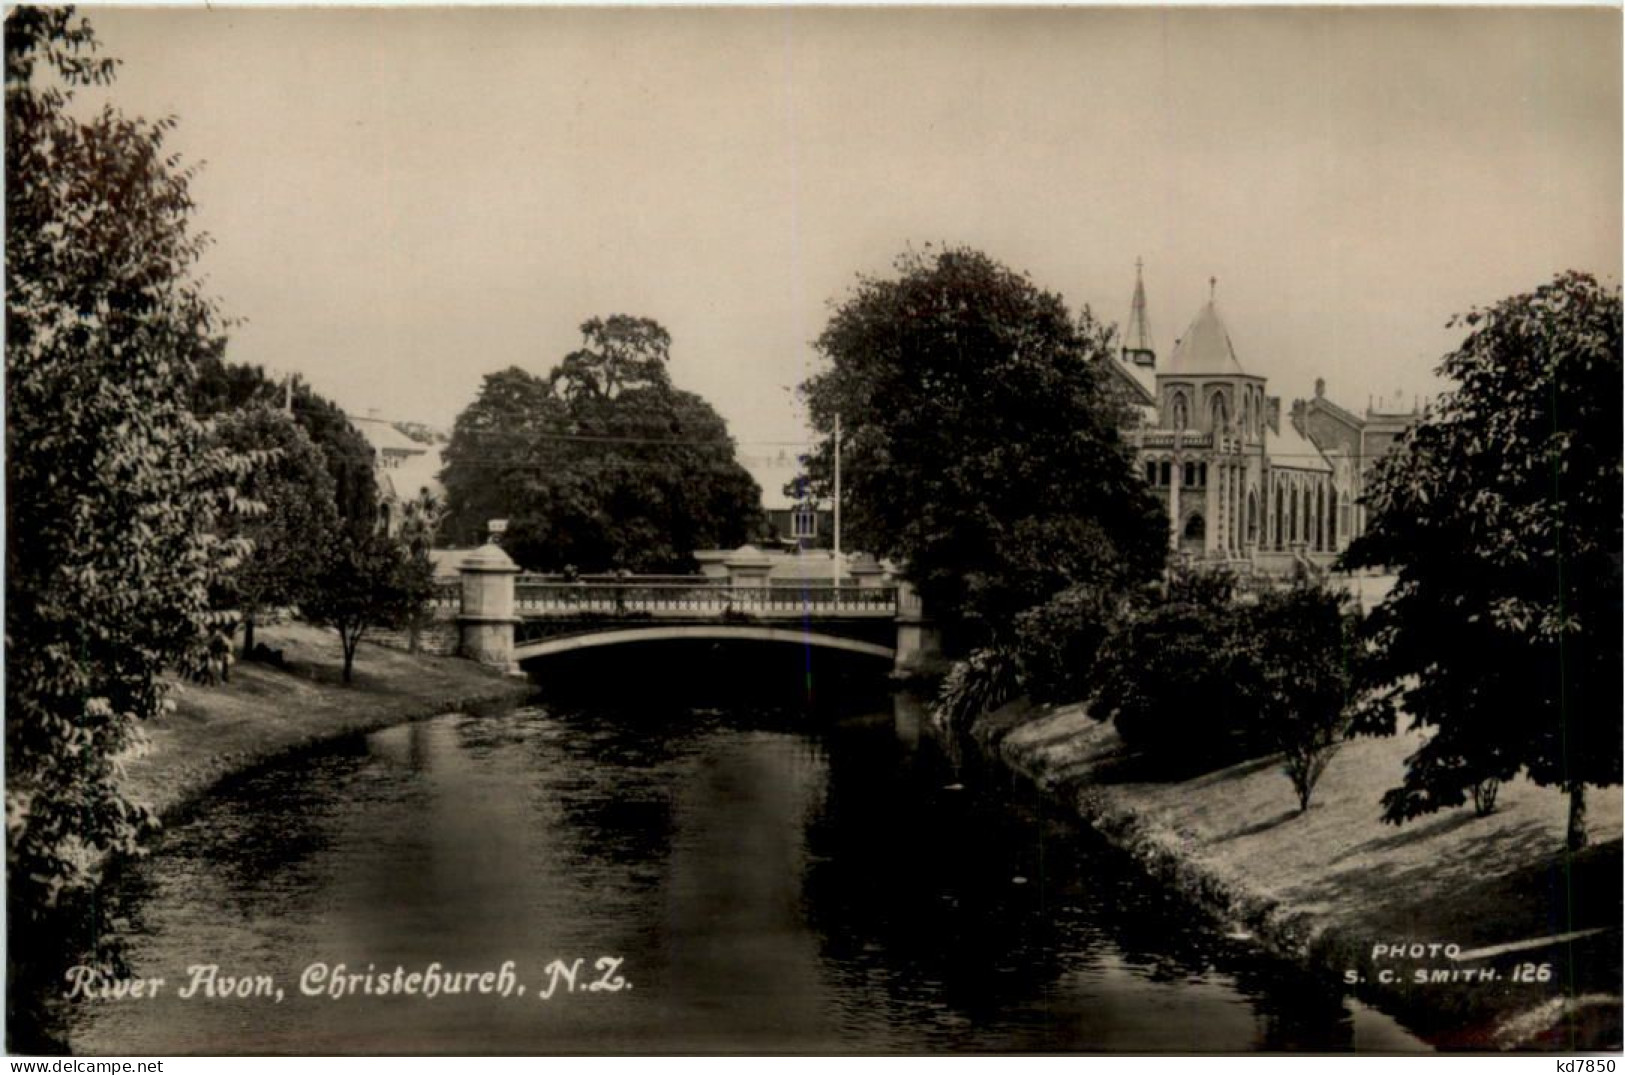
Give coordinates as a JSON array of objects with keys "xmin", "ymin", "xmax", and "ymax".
[
  {"xmin": 1245, "ymin": 582, "xmax": 1356, "ymax": 813},
  {"xmin": 304, "ymin": 531, "xmax": 432, "ymax": 685},
  {"xmin": 1343, "ymin": 272, "xmax": 1622, "ymax": 850},
  {"xmin": 6, "ymin": 7, "xmax": 252, "ymax": 1034},
  {"xmin": 440, "ymin": 319, "xmax": 762, "ymax": 571},
  {"xmin": 1089, "ymin": 569, "xmax": 1257, "ymax": 768},
  {"xmin": 189, "ymin": 358, "xmax": 379, "ymax": 536},
  {"xmin": 798, "ymin": 246, "xmax": 1165, "ymax": 653},
  {"xmin": 210, "ymin": 404, "xmax": 340, "ymax": 655},
  {"xmin": 398, "ymin": 489, "xmax": 446, "ymax": 654}
]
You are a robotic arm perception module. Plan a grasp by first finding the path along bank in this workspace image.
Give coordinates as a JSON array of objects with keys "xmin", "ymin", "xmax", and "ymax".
[
  {"xmin": 962, "ymin": 698, "xmax": 1623, "ymax": 1052},
  {"xmin": 120, "ymin": 622, "xmax": 532, "ymax": 823}
]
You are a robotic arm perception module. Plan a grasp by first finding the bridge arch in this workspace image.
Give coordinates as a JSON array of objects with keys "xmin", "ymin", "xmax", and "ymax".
[{"xmin": 514, "ymin": 624, "xmax": 897, "ymax": 664}]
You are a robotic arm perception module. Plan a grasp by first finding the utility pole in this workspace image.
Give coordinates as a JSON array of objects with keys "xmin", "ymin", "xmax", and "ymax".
[{"xmin": 832, "ymin": 413, "xmax": 842, "ymax": 588}]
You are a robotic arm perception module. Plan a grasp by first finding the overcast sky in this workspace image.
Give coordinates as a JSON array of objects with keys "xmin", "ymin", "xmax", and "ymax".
[{"xmin": 82, "ymin": 6, "xmax": 1621, "ymax": 460}]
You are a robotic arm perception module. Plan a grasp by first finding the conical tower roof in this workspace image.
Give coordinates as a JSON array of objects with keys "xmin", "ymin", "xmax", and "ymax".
[
  {"xmin": 1167, "ymin": 298, "xmax": 1246, "ymax": 376},
  {"xmin": 1123, "ymin": 259, "xmax": 1154, "ymax": 355}
]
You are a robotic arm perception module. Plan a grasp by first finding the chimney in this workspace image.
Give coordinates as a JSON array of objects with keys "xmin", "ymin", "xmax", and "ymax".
[
  {"xmin": 1315, "ymin": 377, "xmax": 1325, "ymax": 399},
  {"xmin": 1266, "ymin": 396, "xmax": 1281, "ymax": 435}
]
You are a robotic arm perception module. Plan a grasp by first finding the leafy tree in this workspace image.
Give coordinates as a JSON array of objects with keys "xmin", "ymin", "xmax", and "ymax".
[
  {"xmin": 398, "ymin": 489, "xmax": 446, "ymax": 653},
  {"xmin": 210, "ymin": 404, "xmax": 339, "ymax": 655},
  {"xmin": 1244, "ymin": 582, "xmax": 1356, "ymax": 813},
  {"xmin": 1343, "ymin": 272, "xmax": 1622, "ymax": 850},
  {"xmin": 5, "ymin": 8, "xmax": 253, "ymax": 1040},
  {"xmin": 304, "ymin": 531, "xmax": 432, "ymax": 684},
  {"xmin": 1012, "ymin": 581, "xmax": 1130, "ymax": 704},
  {"xmin": 798, "ymin": 246, "xmax": 1165, "ymax": 653},
  {"xmin": 189, "ymin": 359, "xmax": 379, "ymax": 536},
  {"xmin": 1089, "ymin": 569, "xmax": 1256, "ymax": 768},
  {"xmin": 441, "ymin": 318, "xmax": 762, "ymax": 571}
]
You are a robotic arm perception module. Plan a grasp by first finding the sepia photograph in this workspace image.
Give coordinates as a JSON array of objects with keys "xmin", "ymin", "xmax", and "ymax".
[{"xmin": 5, "ymin": 3, "xmax": 1622, "ymax": 1058}]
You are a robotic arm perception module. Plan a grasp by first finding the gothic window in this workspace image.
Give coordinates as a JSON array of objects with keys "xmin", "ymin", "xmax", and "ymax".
[
  {"xmin": 1183, "ymin": 512, "xmax": 1205, "ymax": 541},
  {"xmin": 1247, "ymin": 490, "xmax": 1258, "ymax": 545},
  {"xmin": 1329, "ymin": 487, "xmax": 1339, "ymax": 548},
  {"xmin": 1171, "ymin": 392, "xmax": 1189, "ymax": 430},
  {"xmin": 1160, "ymin": 461, "xmax": 1171, "ymax": 486},
  {"xmin": 1290, "ymin": 484, "xmax": 1300, "ymax": 544},
  {"xmin": 1146, "ymin": 460, "xmax": 1157, "ymax": 485},
  {"xmin": 1210, "ymin": 393, "xmax": 1228, "ymax": 433}
]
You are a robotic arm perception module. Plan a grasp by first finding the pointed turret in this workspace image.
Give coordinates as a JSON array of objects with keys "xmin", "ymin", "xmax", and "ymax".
[
  {"xmin": 1167, "ymin": 296, "xmax": 1246, "ymax": 376},
  {"xmin": 1122, "ymin": 258, "xmax": 1155, "ymax": 369}
]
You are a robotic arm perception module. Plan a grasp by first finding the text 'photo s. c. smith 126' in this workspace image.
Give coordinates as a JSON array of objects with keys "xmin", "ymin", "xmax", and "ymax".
[{"xmin": 4, "ymin": 3, "xmax": 1621, "ymax": 1059}]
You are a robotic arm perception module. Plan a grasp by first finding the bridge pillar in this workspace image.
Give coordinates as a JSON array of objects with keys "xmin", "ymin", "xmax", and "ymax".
[
  {"xmin": 892, "ymin": 579, "xmax": 943, "ymax": 677},
  {"xmin": 722, "ymin": 544, "xmax": 772, "ymax": 588},
  {"xmin": 457, "ymin": 542, "xmax": 521, "ymax": 673}
]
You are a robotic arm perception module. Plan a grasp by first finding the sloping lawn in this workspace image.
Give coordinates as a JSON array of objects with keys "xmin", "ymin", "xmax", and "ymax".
[
  {"xmin": 989, "ymin": 702, "xmax": 1623, "ymax": 1050},
  {"xmin": 122, "ymin": 622, "xmax": 533, "ymax": 819}
]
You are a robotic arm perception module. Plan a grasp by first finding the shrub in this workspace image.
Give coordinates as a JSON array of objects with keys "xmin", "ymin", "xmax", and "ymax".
[
  {"xmin": 933, "ymin": 647, "xmax": 1021, "ymax": 732},
  {"xmin": 1012, "ymin": 582, "xmax": 1127, "ymax": 703}
]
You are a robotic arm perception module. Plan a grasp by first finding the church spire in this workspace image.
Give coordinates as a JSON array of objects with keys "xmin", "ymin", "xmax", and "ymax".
[{"xmin": 1122, "ymin": 258, "xmax": 1155, "ymax": 368}]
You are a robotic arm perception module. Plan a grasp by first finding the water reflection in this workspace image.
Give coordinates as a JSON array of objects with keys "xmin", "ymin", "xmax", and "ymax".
[{"xmin": 65, "ymin": 643, "xmax": 1424, "ymax": 1054}]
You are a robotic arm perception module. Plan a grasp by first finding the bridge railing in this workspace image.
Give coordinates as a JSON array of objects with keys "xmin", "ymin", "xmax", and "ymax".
[{"xmin": 511, "ymin": 579, "xmax": 897, "ymax": 617}]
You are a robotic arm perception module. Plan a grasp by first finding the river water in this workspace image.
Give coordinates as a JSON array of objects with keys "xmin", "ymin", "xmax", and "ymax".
[{"xmin": 67, "ymin": 644, "xmax": 1424, "ymax": 1054}]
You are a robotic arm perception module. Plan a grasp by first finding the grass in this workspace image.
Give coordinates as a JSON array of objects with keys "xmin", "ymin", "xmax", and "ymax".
[
  {"xmin": 121, "ymin": 621, "xmax": 533, "ymax": 820},
  {"xmin": 980, "ymin": 700, "xmax": 1623, "ymax": 1051}
]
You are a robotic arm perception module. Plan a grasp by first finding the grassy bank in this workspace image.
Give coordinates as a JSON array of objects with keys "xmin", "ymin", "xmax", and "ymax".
[
  {"xmin": 970, "ymin": 699, "xmax": 1623, "ymax": 1051},
  {"xmin": 121, "ymin": 622, "xmax": 533, "ymax": 820}
]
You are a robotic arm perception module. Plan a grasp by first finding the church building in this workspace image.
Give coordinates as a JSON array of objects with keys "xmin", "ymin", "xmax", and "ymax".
[{"xmin": 1100, "ymin": 263, "xmax": 1416, "ymax": 575}]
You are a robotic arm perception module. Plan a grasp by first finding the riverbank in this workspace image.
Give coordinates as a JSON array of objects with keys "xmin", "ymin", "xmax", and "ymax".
[
  {"xmin": 121, "ymin": 622, "xmax": 534, "ymax": 821},
  {"xmin": 967, "ymin": 698, "xmax": 1623, "ymax": 1052}
]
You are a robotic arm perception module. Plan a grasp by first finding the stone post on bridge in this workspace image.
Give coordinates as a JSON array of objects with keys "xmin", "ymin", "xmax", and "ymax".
[
  {"xmin": 892, "ymin": 578, "xmax": 943, "ymax": 677},
  {"xmin": 722, "ymin": 544, "xmax": 772, "ymax": 589},
  {"xmin": 458, "ymin": 542, "xmax": 521, "ymax": 672}
]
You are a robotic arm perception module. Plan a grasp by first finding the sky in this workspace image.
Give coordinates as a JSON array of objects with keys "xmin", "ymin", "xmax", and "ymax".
[{"xmin": 79, "ymin": 6, "xmax": 1622, "ymax": 466}]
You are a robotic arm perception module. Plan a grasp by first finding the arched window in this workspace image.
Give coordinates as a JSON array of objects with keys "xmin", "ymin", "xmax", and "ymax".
[
  {"xmin": 1183, "ymin": 512, "xmax": 1205, "ymax": 546},
  {"xmin": 1171, "ymin": 392, "xmax": 1189, "ymax": 430},
  {"xmin": 1290, "ymin": 484, "xmax": 1300, "ymax": 544},
  {"xmin": 1146, "ymin": 460, "xmax": 1157, "ymax": 485},
  {"xmin": 1316, "ymin": 485, "xmax": 1326, "ymax": 550},
  {"xmin": 1247, "ymin": 490, "xmax": 1258, "ymax": 545},
  {"xmin": 1329, "ymin": 487, "xmax": 1339, "ymax": 548},
  {"xmin": 1210, "ymin": 393, "xmax": 1228, "ymax": 432}
]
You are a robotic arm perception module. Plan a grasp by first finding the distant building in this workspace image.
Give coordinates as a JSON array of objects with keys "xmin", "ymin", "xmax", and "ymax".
[
  {"xmin": 1101, "ymin": 264, "xmax": 1420, "ymax": 574},
  {"xmin": 351, "ymin": 412, "xmax": 445, "ymax": 536},
  {"xmin": 743, "ymin": 448, "xmax": 832, "ymax": 551}
]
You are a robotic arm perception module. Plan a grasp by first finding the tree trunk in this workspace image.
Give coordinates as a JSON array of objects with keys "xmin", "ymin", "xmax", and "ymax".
[
  {"xmin": 342, "ymin": 631, "xmax": 357, "ymax": 685},
  {"xmin": 242, "ymin": 613, "xmax": 255, "ymax": 658},
  {"xmin": 1568, "ymin": 784, "xmax": 1588, "ymax": 852}
]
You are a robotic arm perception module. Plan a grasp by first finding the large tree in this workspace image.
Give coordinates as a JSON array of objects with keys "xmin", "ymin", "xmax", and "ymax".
[
  {"xmin": 1343, "ymin": 272, "xmax": 1622, "ymax": 850},
  {"xmin": 210, "ymin": 404, "xmax": 340, "ymax": 655},
  {"xmin": 798, "ymin": 246, "xmax": 1166, "ymax": 651},
  {"xmin": 189, "ymin": 358, "xmax": 379, "ymax": 536},
  {"xmin": 5, "ymin": 6, "xmax": 252, "ymax": 1024},
  {"xmin": 441, "ymin": 317, "xmax": 762, "ymax": 571}
]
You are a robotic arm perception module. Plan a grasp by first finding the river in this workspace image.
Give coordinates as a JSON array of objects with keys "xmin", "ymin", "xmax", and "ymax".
[{"xmin": 66, "ymin": 643, "xmax": 1424, "ymax": 1054}]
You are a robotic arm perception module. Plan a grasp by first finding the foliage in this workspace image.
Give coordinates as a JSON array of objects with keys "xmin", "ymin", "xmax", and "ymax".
[
  {"xmin": 1243, "ymin": 582, "xmax": 1356, "ymax": 813},
  {"xmin": 1012, "ymin": 581, "xmax": 1130, "ymax": 704},
  {"xmin": 933, "ymin": 647, "xmax": 1022, "ymax": 732},
  {"xmin": 440, "ymin": 317, "xmax": 762, "ymax": 570},
  {"xmin": 189, "ymin": 359, "xmax": 379, "ymax": 536},
  {"xmin": 398, "ymin": 489, "xmax": 446, "ymax": 653},
  {"xmin": 209, "ymin": 404, "xmax": 340, "ymax": 654},
  {"xmin": 1342, "ymin": 272, "xmax": 1622, "ymax": 849},
  {"xmin": 5, "ymin": 6, "xmax": 252, "ymax": 1025},
  {"xmin": 797, "ymin": 246, "xmax": 1165, "ymax": 654},
  {"xmin": 1089, "ymin": 569, "xmax": 1256, "ymax": 768},
  {"xmin": 304, "ymin": 531, "xmax": 433, "ymax": 684}
]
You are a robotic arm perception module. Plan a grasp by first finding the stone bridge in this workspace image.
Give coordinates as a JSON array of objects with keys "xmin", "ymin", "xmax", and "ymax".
[{"xmin": 437, "ymin": 544, "xmax": 939, "ymax": 676}]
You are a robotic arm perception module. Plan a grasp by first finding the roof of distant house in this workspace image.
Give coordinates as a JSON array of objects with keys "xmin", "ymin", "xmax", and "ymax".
[{"xmin": 351, "ymin": 414, "xmax": 427, "ymax": 456}]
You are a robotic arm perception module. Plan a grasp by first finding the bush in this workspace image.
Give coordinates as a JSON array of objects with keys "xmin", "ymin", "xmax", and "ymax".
[
  {"xmin": 1013, "ymin": 582, "xmax": 1127, "ymax": 703},
  {"xmin": 933, "ymin": 647, "xmax": 1021, "ymax": 732},
  {"xmin": 1089, "ymin": 568, "xmax": 1257, "ymax": 768}
]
